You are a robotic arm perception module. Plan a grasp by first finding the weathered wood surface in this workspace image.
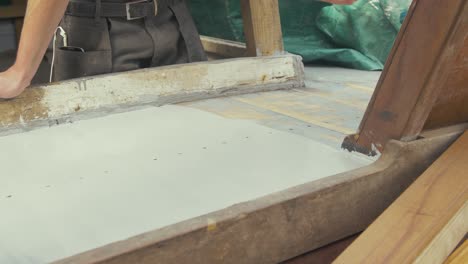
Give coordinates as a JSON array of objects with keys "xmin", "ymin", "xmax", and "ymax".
[
  {"xmin": 335, "ymin": 131, "xmax": 468, "ymax": 264},
  {"xmin": 240, "ymin": 0, "xmax": 284, "ymax": 56},
  {"xmin": 53, "ymin": 125, "xmax": 465, "ymax": 264},
  {"xmin": 344, "ymin": 0, "xmax": 468, "ymax": 155},
  {"xmin": 0, "ymin": 55, "xmax": 304, "ymax": 135},
  {"xmin": 425, "ymin": 37, "xmax": 468, "ymax": 129},
  {"xmin": 201, "ymin": 36, "xmax": 247, "ymax": 58}
]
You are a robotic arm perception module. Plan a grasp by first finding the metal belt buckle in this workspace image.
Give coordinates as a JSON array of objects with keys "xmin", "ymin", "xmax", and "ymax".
[{"xmin": 126, "ymin": 0, "xmax": 154, "ymax": 20}]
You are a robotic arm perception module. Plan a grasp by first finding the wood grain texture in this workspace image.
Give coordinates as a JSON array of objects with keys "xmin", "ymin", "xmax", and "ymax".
[
  {"xmin": 0, "ymin": 55, "xmax": 304, "ymax": 135},
  {"xmin": 445, "ymin": 239, "xmax": 468, "ymax": 264},
  {"xmin": 347, "ymin": 0, "xmax": 468, "ymax": 154},
  {"xmin": 425, "ymin": 37, "xmax": 468, "ymax": 129},
  {"xmin": 240, "ymin": 0, "xmax": 284, "ymax": 56},
  {"xmin": 53, "ymin": 126, "xmax": 465, "ymax": 264},
  {"xmin": 335, "ymin": 132, "xmax": 468, "ymax": 264}
]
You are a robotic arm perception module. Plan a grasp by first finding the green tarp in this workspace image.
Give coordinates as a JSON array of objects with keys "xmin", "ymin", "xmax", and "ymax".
[{"xmin": 188, "ymin": 0, "xmax": 411, "ymax": 70}]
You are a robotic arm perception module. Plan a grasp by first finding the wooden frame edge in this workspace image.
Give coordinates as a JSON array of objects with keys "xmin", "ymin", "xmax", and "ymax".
[
  {"xmin": 335, "ymin": 131, "xmax": 468, "ymax": 263},
  {"xmin": 53, "ymin": 126, "xmax": 465, "ymax": 264},
  {"xmin": 0, "ymin": 54, "xmax": 304, "ymax": 136}
]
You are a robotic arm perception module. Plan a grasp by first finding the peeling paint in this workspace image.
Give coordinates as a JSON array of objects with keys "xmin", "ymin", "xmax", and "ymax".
[{"xmin": 0, "ymin": 55, "xmax": 304, "ymax": 135}]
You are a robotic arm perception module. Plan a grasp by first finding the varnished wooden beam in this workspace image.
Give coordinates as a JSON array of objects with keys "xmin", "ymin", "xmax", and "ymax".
[{"xmin": 0, "ymin": 55, "xmax": 304, "ymax": 135}]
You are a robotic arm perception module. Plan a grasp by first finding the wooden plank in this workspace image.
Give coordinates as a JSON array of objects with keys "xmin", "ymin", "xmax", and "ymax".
[
  {"xmin": 0, "ymin": 54, "xmax": 304, "ymax": 136},
  {"xmin": 53, "ymin": 126, "xmax": 465, "ymax": 264},
  {"xmin": 240, "ymin": 0, "xmax": 284, "ymax": 56},
  {"xmin": 335, "ymin": 132, "xmax": 468, "ymax": 264},
  {"xmin": 445, "ymin": 239, "xmax": 468, "ymax": 264},
  {"xmin": 425, "ymin": 37, "xmax": 468, "ymax": 129},
  {"xmin": 344, "ymin": 0, "xmax": 468, "ymax": 154},
  {"xmin": 201, "ymin": 36, "xmax": 247, "ymax": 58}
]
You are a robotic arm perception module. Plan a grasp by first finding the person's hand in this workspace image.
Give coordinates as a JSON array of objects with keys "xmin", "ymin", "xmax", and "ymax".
[
  {"xmin": 0, "ymin": 67, "xmax": 31, "ymax": 99},
  {"xmin": 321, "ymin": 0, "xmax": 356, "ymax": 4}
]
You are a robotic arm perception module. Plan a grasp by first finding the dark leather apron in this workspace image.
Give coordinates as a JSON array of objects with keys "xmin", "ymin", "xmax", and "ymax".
[{"xmin": 53, "ymin": 0, "xmax": 206, "ymax": 81}]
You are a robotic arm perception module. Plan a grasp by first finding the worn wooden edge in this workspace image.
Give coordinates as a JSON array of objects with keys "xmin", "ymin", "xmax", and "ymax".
[
  {"xmin": 349, "ymin": 0, "xmax": 467, "ymax": 154},
  {"xmin": 343, "ymin": 123, "xmax": 468, "ymax": 156},
  {"xmin": 350, "ymin": 0, "xmax": 419, "ymax": 145},
  {"xmin": 341, "ymin": 134, "xmax": 378, "ymax": 156},
  {"xmin": 335, "ymin": 131, "xmax": 468, "ymax": 264},
  {"xmin": 53, "ymin": 126, "xmax": 465, "ymax": 264},
  {"xmin": 401, "ymin": 1, "xmax": 468, "ymax": 138},
  {"xmin": 445, "ymin": 239, "xmax": 468, "ymax": 264},
  {"xmin": 201, "ymin": 36, "xmax": 247, "ymax": 58},
  {"xmin": 416, "ymin": 202, "xmax": 468, "ymax": 264},
  {"xmin": 0, "ymin": 55, "xmax": 304, "ymax": 136}
]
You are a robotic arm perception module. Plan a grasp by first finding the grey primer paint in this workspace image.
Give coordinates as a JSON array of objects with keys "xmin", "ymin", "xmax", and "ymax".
[{"xmin": 0, "ymin": 105, "xmax": 372, "ymax": 263}]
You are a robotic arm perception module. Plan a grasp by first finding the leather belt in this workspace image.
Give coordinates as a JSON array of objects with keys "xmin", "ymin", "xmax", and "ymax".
[{"xmin": 65, "ymin": 0, "xmax": 178, "ymax": 20}]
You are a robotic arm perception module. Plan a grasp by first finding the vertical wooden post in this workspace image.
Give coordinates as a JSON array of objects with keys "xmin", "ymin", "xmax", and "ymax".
[{"xmin": 240, "ymin": 0, "xmax": 284, "ymax": 57}]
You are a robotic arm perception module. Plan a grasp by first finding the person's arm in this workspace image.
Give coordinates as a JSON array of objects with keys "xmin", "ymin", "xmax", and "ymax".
[{"xmin": 0, "ymin": 0, "xmax": 69, "ymax": 99}]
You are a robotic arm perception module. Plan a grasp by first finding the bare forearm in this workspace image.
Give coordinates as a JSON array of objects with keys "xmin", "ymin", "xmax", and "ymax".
[{"xmin": 13, "ymin": 0, "xmax": 70, "ymax": 84}]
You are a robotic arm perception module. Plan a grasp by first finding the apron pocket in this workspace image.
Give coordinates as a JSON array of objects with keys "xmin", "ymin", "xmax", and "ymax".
[{"xmin": 53, "ymin": 48, "xmax": 112, "ymax": 82}]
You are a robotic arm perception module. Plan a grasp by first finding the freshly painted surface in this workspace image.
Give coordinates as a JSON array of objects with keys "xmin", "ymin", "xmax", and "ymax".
[{"xmin": 0, "ymin": 105, "xmax": 371, "ymax": 263}]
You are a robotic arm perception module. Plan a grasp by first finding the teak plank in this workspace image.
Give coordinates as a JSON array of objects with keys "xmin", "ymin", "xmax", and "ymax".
[
  {"xmin": 240, "ymin": 0, "xmax": 284, "ymax": 56},
  {"xmin": 445, "ymin": 239, "xmax": 468, "ymax": 264},
  {"xmin": 346, "ymin": 0, "xmax": 468, "ymax": 154},
  {"xmin": 335, "ymin": 131, "xmax": 468, "ymax": 264}
]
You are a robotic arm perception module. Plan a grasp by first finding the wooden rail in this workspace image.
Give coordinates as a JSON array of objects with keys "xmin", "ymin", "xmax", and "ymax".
[{"xmin": 336, "ymin": 131, "xmax": 468, "ymax": 264}]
